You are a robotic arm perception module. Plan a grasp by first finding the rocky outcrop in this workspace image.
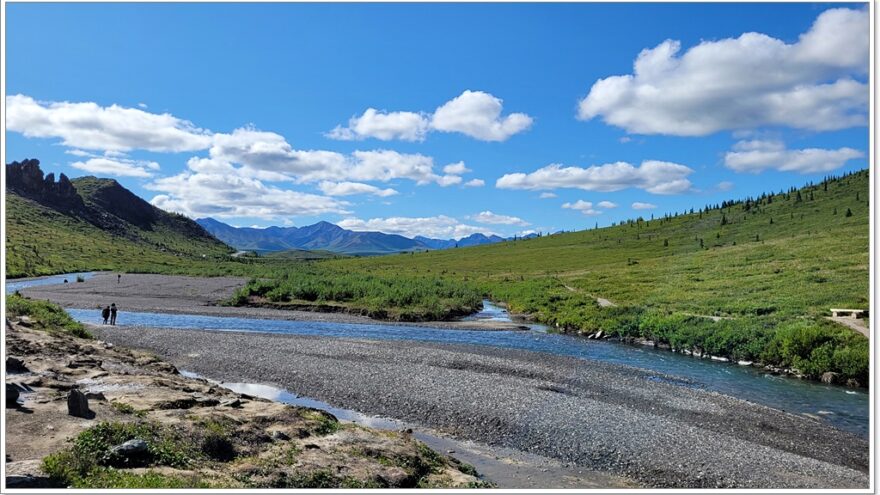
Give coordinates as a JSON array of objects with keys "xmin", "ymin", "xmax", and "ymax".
[{"xmin": 6, "ymin": 159, "xmax": 85, "ymax": 211}]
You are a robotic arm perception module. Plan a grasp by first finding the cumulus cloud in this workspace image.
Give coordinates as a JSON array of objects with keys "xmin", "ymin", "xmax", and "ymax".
[
  {"xmin": 325, "ymin": 108, "xmax": 430, "ymax": 142},
  {"xmin": 597, "ymin": 201, "xmax": 618, "ymax": 209},
  {"xmin": 318, "ymin": 181, "xmax": 398, "ymax": 197},
  {"xmin": 470, "ymin": 210, "xmax": 530, "ymax": 226},
  {"xmin": 6, "ymin": 94, "xmax": 213, "ymax": 152},
  {"xmin": 431, "ymin": 90, "xmax": 533, "ymax": 141},
  {"xmin": 147, "ymin": 171, "xmax": 350, "ymax": 220},
  {"xmin": 338, "ymin": 216, "xmax": 492, "ymax": 239},
  {"xmin": 578, "ymin": 8, "xmax": 869, "ymax": 136},
  {"xmin": 328, "ymin": 90, "xmax": 533, "ymax": 142},
  {"xmin": 632, "ymin": 202, "xmax": 657, "ymax": 210},
  {"xmin": 71, "ymin": 157, "xmax": 160, "ymax": 178},
  {"xmin": 539, "ymin": 192, "xmax": 557, "ymax": 199},
  {"xmin": 562, "ymin": 200, "xmax": 602, "ymax": 216},
  {"xmin": 443, "ymin": 161, "xmax": 471, "ymax": 175},
  {"xmin": 496, "ymin": 160, "xmax": 693, "ymax": 195},
  {"xmin": 206, "ymin": 128, "xmax": 464, "ymax": 186},
  {"xmin": 8, "ymin": 95, "xmax": 469, "ymax": 189},
  {"xmin": 723, "ymin": 139, "xmax": 864, "ymax": 174},
  {"xmin": 464, "ymin": 179, "xmax": 485, "ymax": 187}
]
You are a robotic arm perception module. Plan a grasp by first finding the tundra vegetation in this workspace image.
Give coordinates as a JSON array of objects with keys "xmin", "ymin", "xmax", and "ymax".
[{"xmin": 6, "ymin": 169, "xmax": 869, "ymax": 385}]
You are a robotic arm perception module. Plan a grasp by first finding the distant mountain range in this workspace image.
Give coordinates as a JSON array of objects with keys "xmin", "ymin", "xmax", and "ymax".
[{"xmin": 196, "ymin": 217, "xmax": 520, "ymax": 256}]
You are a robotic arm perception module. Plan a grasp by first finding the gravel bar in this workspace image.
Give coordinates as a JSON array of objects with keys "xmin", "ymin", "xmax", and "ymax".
[
  {"xmin": 20, "ymin": 273, "xmax": 529, "ymax": 330},
  {"xmin": 92, "ymin": 325, "xmax": 869, "ymax": 489}
]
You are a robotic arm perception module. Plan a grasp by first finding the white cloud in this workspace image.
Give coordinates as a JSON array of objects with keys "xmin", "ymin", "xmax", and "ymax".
[
  {"xmin": 578, "ymin": 8, "xmax": 868, "ymax": 136},
  {"xmin": 6, "ymin": 94, "xmax": 213, "ymax": 152},
  {"xmin": 597, "ymin": 201, "xmax": 618, "ymax": 209},
  {"xmin": 723, "ymin": 139, "xmax": 864, "ymax": 174},
  {"xmin": 71, "ymin": 157, "xmax": 160, "ymax": 178},
  {"xmin": 435, "ymin": 174, "xmax": 463, "ymax": 187},
  {"xmin": 208, "ymin": 128, "xmax": 460, "ymax": 186},
  {"xmin": 338, "ymin": 216, "xmax": 492, "ymax": 239},
  {"xmin": 632, "ymin": 202, "xmax": 658, "ymax": 210},
  {"xmin": 443, "ymin": 161, "xmax": 471, "ymax": 175},
  {"xmin": 329, "ymin": 90, "xmax": 533, "ymax": 142},
  {"xmin": 717, "ymin": 181, "xmax": 735, "ymax": 191},
  {"xmin": 65, "ymin": 149, "xmax": 92, "ymax": 157},
  {"xmin": 470, "ymin": 210, "xmax": 529, "ymax": 226},
  {"xmin": 325, "ymin": 108, "xmax": 430, "ymax": 142},
  {"xmin": 431, "ymin": 90, "xmax": 533, "ymax": 141},
  {"xmin": 147, "ymin": 171, "xmax": 350, "ymax": 220},
  {"xmin": 562, "ymin": 200, "xmax": 602, "ymax": 216},
  {"xmin": 539, "ymin": 192, "xmax": 557, "ymax": 199},
  {"xmin": 318, "ymin": 181, "xmax": 398, "ymax": 197},
  {"xmin": 496, "ymin": 160, "xmax": 693, "ymax": 195},
  {"xmin": 464, "ymin": 178, "xmax": 485, "ymax": 187},
  {"xmin": 138, "ymin": 103, "xmax": 148, "ymax": 109}
]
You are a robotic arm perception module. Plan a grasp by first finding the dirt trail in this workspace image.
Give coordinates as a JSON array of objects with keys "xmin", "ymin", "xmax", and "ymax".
[{"xmin": 562, "ymin": 284, "xmax": 617, "ymax": 307}]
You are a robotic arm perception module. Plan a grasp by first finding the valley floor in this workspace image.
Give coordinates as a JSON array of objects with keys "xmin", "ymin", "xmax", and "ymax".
[
  {"xmin": 19, "ymin": 273, "xmax": 533, "ymax": 331},
  {"xmin": 93, "ymin": 324, "xmax": 868, "ymax": 489}
]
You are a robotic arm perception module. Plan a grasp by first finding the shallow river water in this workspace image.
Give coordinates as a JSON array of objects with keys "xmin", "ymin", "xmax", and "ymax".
[{"xmin": 7, "ymin": 273, "xmax": 869, "ymax": 437}]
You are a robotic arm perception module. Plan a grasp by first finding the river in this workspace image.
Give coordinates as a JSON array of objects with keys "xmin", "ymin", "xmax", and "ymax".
[{"xmin": 7, "ymin": 272, "xmax": 869, "ymax": 437}]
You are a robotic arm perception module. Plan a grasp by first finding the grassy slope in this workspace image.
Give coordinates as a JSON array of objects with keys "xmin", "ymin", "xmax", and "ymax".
[
  {"xmin": 328, "ymin": 170, "xmax": 869, "ymax": 320},
  {"xmin": 263, "ymin": 249, "xmax": 349, "ymax": 260},
  {"xmin": 5, "ymin": 193, "xmax": 232, "ymax": 278}
]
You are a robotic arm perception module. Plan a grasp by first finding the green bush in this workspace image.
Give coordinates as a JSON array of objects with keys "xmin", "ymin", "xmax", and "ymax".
[{"xmin": 6, "ymin": 294, "xmax": 92, "ymax": 338}]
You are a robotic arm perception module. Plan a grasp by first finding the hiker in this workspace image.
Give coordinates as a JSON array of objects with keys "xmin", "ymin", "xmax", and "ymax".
[
  {"xmin": 110, "ymin": 303, "xmax": 118, "ymax": 325},
  {"xmin": 101, "ymin": 306, "xmax": 110, "ymax": 325},
  {"xmin": 63, "ymin": 279, "xmax": 68, "ymax": 284},
  {"xmin": 117, "ymin": 274, "xmax": 121, "ymax": 284}
]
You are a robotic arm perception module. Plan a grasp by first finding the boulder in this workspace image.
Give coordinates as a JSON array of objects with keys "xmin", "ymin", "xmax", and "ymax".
[
  {"xmin": 6, "ymin": 356, "xmax": 28, "ymax": 373},
  {"xmin": 820, "ymin": 372, "xmax": 839, "ymax": 384},
  {"xmin": 108, "ymin": 439, "xmax": 150, "ymax": 467},
  {"xmin": 270, "ymin": 430, "xmax": 290, "ymax": 441},
  {"xmin": 6, "ymin": 383, "xmax": 20, "ymax": 407},
  {"xmin": 67, "ymin": 389, "xmax": 92, "ymax": 418}
]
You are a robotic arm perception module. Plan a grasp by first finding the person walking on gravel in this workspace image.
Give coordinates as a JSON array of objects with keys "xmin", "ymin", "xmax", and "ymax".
[
  {"xmin": 101, "ymin": 305, "xmax": 110, "ymax": 325},
  {"xmin": 110, "ymin": 303, "xmax": 118, "ymax": 325},
  {"xmin": 117, "ymin": 274, "xmax": 122, "ymax": 284}
]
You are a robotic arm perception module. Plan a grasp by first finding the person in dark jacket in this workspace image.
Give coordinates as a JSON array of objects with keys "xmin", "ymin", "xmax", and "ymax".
[
  {"xmin": 110, "ymin": 303, "xmax": 118, "ymax": 325},
  {"xmin": 101, "ymin": 306, "xmax": 110, "ymax": 325}
]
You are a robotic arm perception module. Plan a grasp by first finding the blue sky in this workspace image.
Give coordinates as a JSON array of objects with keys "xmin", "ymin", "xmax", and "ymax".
[{"xmin": 6, "ymin": 3, "xmax": 869, "ymax": 239}]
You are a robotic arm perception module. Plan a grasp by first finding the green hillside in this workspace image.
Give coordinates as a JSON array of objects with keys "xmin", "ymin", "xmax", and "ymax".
[
  {"xmin": 235, "ymin": 170, "xmax": 870, "ymax": 385},
  {"xmin": 6, "ymin": 160, "xmax": 233, "ymax": 277}
]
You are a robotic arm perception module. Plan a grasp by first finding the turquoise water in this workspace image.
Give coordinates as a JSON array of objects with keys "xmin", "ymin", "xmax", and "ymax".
[{"xmin": 7, "ymin": 273, "xmax": 869, "ymax": 437}]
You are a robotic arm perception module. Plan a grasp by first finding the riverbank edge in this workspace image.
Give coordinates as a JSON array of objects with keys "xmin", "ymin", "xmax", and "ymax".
[{"xmin": 3, "ymin": 316, "xmax": 489, "ymax": 489}]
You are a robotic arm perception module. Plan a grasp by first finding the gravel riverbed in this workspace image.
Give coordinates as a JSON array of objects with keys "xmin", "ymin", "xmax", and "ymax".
[{"xmin": 93, "ymin": 325, "xmax": 869, "ymax": 489}]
